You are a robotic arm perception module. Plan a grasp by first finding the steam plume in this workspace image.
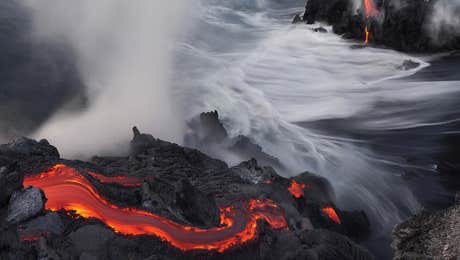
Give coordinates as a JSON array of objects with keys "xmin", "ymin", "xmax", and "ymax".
[{"xmin": 21, "ymin": 0, "xmax": 186, "ymax": 158}]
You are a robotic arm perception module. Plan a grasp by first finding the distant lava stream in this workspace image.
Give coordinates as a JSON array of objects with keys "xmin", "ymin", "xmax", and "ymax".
[{"xmin": 23, "ymin": 164, "xmax": 288, "ymax": 252}]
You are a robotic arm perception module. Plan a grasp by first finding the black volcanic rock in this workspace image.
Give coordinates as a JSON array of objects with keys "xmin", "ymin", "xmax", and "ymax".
[
  {"xmin": 0, "ymin": 129, "xmax": 374, "ymax": 259},
  {"xmin": 185, "ymin": 111, "xmax": 282, "ymax": 169},
  {"xmin": 392, "ymin": 197, "xmax": 460, "ymax": 259},
  {"xmin": 0, "ymin": 163, "xmax": 23, "ymax": 207},
  {"xmin": 300, "ymin": 0, "xmax": 460, "ymax": 52},
  {"xmin": 7, "ymin": 186, "xmax": 45, "ymax": 224}
]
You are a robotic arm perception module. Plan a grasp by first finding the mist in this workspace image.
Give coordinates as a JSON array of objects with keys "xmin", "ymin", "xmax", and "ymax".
[
  {"xmin": 20, "ymin": 0, "xmax": 186, "ymax": 158},
  {"xmin": 428, "ymin": 0, "xmax": 460, "ymax": 44}
]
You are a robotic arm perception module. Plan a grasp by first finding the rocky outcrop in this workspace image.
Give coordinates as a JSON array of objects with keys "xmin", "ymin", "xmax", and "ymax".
[
  {"xmin": 298, "ymin": 0, "xmax": 460, "ymax": 52},
  {"xmin": 0, "ymin": 128, "xmax": 373, "ymax": 260},
  {"xmin": 185, "ymin": 111, "xmax": 282, "ymax": 169},
  {"xmin": 392, "ymin": 196, "xmax": 460, "ymax": 259},
  {"xmin": 6, "ymin": 186, "xmax": 45, "ymax": 224}
]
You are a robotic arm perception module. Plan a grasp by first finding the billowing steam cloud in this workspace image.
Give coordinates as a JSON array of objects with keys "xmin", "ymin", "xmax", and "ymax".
[
  {"xmin": 21, "ymin": 0, "xmax": 186, "ymax": 158},
  {"xmin": 428, "ymin": 0, "xmax": 460, "ymax": 44}
]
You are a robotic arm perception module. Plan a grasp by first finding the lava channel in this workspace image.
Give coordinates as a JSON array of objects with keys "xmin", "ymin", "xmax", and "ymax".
[
  {"xmin": 87, "ymin": 171, "xmax": 144, "ymax": 187},
  {"xmin": 23, "ymin": 164, "xmax": 288, "ymax": 252}
]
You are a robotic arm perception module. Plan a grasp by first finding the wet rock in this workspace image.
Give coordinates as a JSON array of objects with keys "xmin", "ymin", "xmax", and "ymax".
[
  {"xmin": 292, "ymin": 13, "xmax": 302, "ymax": 24},
  {"xmin": 230, "ymin": 159, "xmax": 279, "ymax": 184},
  {"xmin": 313, "ymin": 27, "xmax": 328, "ymax": 33},
  {"xmin": 397, "ymin": 60, "xmax": 421, "ymax": 71},
  {"xmin": 185, "ymin": 111, "xmax": 282, "ymax": 169},
  {"xmin": 392, "ymin": 203, "xmax": 460, "ymax": 259},
  {"xmin": 0, "ymin": 163, "xmax": 23, "ymax": 207},
  {"xmin": 7, "ymin": 186, "xmax": 45, "ymax": 224}
]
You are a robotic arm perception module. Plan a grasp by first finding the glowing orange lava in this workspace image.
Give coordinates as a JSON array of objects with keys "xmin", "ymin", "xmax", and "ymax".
[
  {"xmin": 363, "ymin": 0, "xmax": 379, "ymax": 44},
  {"xmin": 21, "ymin": 235, "xmax": 41, "ymax": 241},
  {"xmin": 24, "ymin": 164, "xmax": 287, "ymax": 252},
  {"xmin": 288, "ymin": 180, "xmax": 306, "ymax": 199},
  {"xmin": 87, "ymin": 171, "xmax": 144, "ymax": 187},
  {"xmin": 364, "ymin": 26, "xmax": 370, "ymax": 44},
  {"xmin": 321, "ymin": 207, "xmax": 341, "ymax": 224},
  {"xmin": 363, "ymin": 0, "xmax": 378, "ymax": 18}
]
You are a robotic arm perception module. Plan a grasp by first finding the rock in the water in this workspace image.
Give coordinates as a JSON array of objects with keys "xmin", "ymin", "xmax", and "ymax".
[
  {"xmin": 397, "ymin": 60, "xmax": 420, "ymax": 71},
  {"xmin": 0, "ymin": 163, "xmax": 23, "ymax": 207},
  {"xmin": 392, "ymin": 202, "xmax": 460, "ymax": 259},
  {"xmin": 7, "ymin": 186, "xmax": 45, "ymax": 224},
  {"xmin": 185, "ymin": 111, "xmax": 282, "ymax": 169},
  {"xmin": 313, "ymin": 27, "xmax": 328, "ymax": 33}
]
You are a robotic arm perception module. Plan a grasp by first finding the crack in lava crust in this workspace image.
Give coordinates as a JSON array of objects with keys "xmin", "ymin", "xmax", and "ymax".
[{"xmin": 23, "ymin": 164, "xmax": 288, "ymax": 252}]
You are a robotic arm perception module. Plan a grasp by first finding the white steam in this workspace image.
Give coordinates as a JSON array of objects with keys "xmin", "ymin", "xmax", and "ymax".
[
  {"xmin": 428, "ymin": 0, "xmax": 460, "ymax": 44},
  {"xmin": 21, "ymin": 0, "xmax": 186, "ymax": 158}
]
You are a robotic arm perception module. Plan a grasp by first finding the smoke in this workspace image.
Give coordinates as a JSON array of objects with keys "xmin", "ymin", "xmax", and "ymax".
[
  {"xmin": 20, "ymin": 0, "xmax": 186, "ymax": 158},
  {"xmin": 427, "ymin": 0, "xmax": 460, "ymax": 44}
]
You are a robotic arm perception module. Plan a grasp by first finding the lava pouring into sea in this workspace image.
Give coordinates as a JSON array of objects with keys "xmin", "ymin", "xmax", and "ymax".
[
  {"xmin": 23, "ymin": 164, "xmax": 288, "ymax": 252},
  {"xmin": 363, "ymin": 0, "xmax": 379, "ymax": 43}
]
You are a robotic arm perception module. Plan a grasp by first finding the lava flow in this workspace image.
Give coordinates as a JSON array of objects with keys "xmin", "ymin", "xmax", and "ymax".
[
  {"xmin": 87, "ymin": 171, "xmax": 144, "ymax": 187},
  {"xmin": 288, "ymin": 180, "xmax": 306, "ymax": 199},
  {"xmin": 321, "ymin": 207, "xmax": 341, "ymax": 224},
  {"xmin": 363, "ymin": 0, "xmax": 379, "ymax": 43},
  {"xmin": 23, "ymin": 164, "xmax": 288, "ymax": 252}
]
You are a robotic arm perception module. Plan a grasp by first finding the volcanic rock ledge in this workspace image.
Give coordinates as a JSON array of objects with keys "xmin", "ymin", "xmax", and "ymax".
[
  {"xmin": 297, "ymin": 0, "xmax": 460, "ymax": 52},
  {"xmin": 392, "ymin": 195, "xmax": 460, "ymax": 259},
  {"xmin": 0, "ymin": 128, "xmax": 373, "ymax": 260}
]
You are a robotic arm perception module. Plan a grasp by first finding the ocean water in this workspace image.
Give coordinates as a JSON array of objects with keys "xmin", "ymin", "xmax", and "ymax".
[{"xmin": 173, "ymin": 0, "xmax": 460, "ymax": 256}]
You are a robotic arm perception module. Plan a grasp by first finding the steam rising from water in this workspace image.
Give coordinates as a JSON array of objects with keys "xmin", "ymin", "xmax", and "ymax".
[{"xmin": 22, "ymin": 0, "xmax": 186, "ymax": 158}]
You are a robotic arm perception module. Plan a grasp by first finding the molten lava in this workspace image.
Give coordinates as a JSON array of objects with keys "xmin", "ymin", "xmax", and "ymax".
[
  {"xmin": 288, "ymin": 180, "xmax": 306, "ymax": 199},
  {"xmin": 362, "ymin": 0, "xmax": 379, "ymax": 44},
  {"xmin": 24, "ymin": 164, "xmax": 287, "ymax": 252},
  {"xmin": 363, "ymin": 0, "xmax": 378, "ymax": 18},
  {"xmin": 321, "ymin": 207, "xmax": 341, "ymax": 224},
  {"xmin": 364, "ymin": 26, "xmax": 370, "ymax": 44},
  {"xmin": 87, "ymin": 171, "xmax": 144, "ymax": 187}
]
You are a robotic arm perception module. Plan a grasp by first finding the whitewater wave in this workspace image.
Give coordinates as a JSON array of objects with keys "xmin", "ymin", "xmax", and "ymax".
[{"xmin": 173, "ymin": 0, "xmax": 460, "ymax": 234}]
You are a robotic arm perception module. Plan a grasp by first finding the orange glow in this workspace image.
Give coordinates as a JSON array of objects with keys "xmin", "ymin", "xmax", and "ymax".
[
  {"xmin": 87, "ymin": 171, "xmax": 144, "ymax": 187},
  {"xmin": 364, "ymin": 26, "xmax": 370, "ymax": 44},
  {"xmin": 363, "ymin": 0, "xmax": 378, "ymax": 18},
  {"xmin": 21, "ymin": 234, "xmax": 41, "ymax": 241},
  {"xmin": 288, "ymin": 180, "xmax": 306, "ymax": 199},
  {"xmin": 24, "ymin": 164, "xmax": 287, "ymax": 252},
  {"xmin": 321, "ymin": 207, "xmax": 341, "ymax": 224},
  {"xmin": 362, "ymin": 0, "xmax": 379, "ymax": 43}
]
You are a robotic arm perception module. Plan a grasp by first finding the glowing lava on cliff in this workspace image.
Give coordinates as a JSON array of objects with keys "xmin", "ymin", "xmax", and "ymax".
[
  {"xmin": 363, "ymin": 0, "xmax": 379, "ymax": 43},
  {"xmin": 321, "ymin": 207, "xmax": 341, "ymax": 224},
  {"xmin": 23, "ymin": 164, "xmax": 288, "ymax": 252},
  {"xmin": 288, "ymin": 180, "xmax": 306, "ymax": 199}
]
